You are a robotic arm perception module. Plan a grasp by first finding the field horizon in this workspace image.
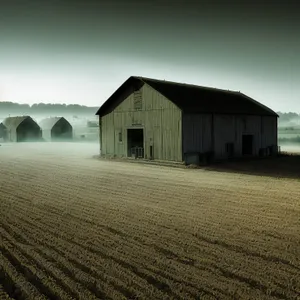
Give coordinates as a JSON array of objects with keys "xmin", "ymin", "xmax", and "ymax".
[{"xmin": 0, "ymin": 142, "xmax": 299, "ymax": 300}]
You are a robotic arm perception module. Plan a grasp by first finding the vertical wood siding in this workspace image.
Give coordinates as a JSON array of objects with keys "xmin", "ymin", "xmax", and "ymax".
[
  {"xmin": 261, "ymin": 116, "xmax": 278, "ymax": 148},
  {"xmin": 182, "ymin": 114, "xmax": 212, "ymax": 154},
  {"xmin": 101, "ymin": 84, "xmax": 182, "ymax": 161},
  {"xmin": 234, "ymin": 115, "xmax": 262, "ymax": 157},
  {"xmin": 183, "ymin": 114, "xmax": 278, "ymax": 160}
]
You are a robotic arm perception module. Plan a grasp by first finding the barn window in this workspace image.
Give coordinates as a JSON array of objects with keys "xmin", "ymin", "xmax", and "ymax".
[
  {"xmin": 118, "ymin": 131, "xmax": 122, "ymax": 142},
  {"xmin": 133, "ymin": 90, "xmax": 142, "ymax": 110}
]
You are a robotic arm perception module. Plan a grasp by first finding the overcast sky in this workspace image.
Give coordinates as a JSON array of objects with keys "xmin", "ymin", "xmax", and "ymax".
[{"xmin": 0, "ymin": 0, "xmax": 299, "ymax": 112}]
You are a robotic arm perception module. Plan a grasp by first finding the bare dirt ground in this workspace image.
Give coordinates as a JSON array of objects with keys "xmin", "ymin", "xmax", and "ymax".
[{"xmin": 0, "ymin": 142, "xmax": 300, "ymax": 300}]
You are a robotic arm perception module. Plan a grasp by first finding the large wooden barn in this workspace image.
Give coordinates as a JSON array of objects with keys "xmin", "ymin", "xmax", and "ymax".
[
  {"xmin": 3, "ymin": 116, "xmax": 42, "ymax": 142},
  {"xmin": 96, "ymin": 76, "xmax": 278, "ymax": 164},
  {"xmin": 39, "ymin": 117, "xmax": 73, "ymax": 141}
]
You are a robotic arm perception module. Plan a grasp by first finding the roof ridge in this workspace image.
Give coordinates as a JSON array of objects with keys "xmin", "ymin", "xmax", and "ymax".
[
  {"xmin": 135, "ymin": 76, "xmax": 240, "ymax": 94},
  {"xmin": 96, "ymin": 76, "xmax": 278, "ymax": 117}
]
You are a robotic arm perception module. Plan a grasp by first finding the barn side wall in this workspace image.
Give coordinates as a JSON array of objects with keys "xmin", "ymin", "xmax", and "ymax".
[
  {"xmin": 6, "ymin": 129, "xmax": 17, "ymax": 142},
  {"xmin": 182, "ymin": 113, "xmax": 278, "ymax": 161},
  {"xmin": 261, "ymin": 116, "xmax": 278, "ymax": 149},
  {"xmin": 100, "ymin": 83, "xmax": 182, "ymax": 162},
  {"xmin": 182, "ymin": 114, "xmax": 212, "ymax": 160}
]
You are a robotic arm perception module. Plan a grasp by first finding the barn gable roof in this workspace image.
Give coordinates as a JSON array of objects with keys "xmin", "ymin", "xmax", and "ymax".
[
  {"xmin": 96, "ymin": 76, "xmax": 278, "ymax": 117},
  {"xmin": 3, "ymin": 116, "xmax": 37, "ymax": 130},
  {"xmin": 39, "ymin": 117, "xmax": 70, "ymax": 130}
]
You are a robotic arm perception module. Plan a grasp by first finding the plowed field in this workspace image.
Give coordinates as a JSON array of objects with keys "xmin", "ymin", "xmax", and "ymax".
[{"xmin": 0, "ymin": 143, "xmax": 300, "ymax": 300}]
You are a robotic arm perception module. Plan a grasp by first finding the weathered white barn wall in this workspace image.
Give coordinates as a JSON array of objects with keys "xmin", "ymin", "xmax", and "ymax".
[
  {"xmin": 101, "ymin": 84, "xmax": 182, "ymax": 161},
  {"xmin": 183, "ymin": 114, "xmax": 278, "ymax": 160},
  {"xmin": 233, "ymin": 115, "xmax": 277, "ymax": 157},
  {"xmin": 228, "ymin": 115, "xmax": 262, "ymax": 158},
  {"xmin": 213, "ymin": 115, "xmax": 237, "ymax": 159},
  {"xmin": 261, "ymin": 116, "xmax": 278, "ymax": 148},
  {"xmin": 182, "ymin": 114, "xmax": 212, "ymax": 154}
]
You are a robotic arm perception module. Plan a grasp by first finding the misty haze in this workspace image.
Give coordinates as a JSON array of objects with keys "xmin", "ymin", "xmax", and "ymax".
[{"xmin": 1, "ymin": 1, "xmax": 300, "ymax": 300}]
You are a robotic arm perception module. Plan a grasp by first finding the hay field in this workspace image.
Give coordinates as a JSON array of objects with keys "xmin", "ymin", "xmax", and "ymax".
[{"xmin": 0, "ymin": 143, "xmax": 300, "ymax": 300}]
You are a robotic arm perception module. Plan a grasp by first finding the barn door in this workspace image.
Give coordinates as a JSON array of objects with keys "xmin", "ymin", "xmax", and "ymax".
[{"xmin": 242, "ymin": 134, "xmax": 253, "ymax": 155}]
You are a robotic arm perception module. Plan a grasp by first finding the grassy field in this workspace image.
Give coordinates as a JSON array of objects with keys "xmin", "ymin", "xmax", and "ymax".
[{"xmin": 0, "ymin": 143, "xmax": 300, "ymax": 300}]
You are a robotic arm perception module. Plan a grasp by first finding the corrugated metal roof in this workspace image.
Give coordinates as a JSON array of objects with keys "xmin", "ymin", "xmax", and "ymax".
[
  {"xmin": 3, "ymin": 116, "xmax": 33, "ymax": 130},
  {"xmin": 39, "ymin": 117, "xmax": 68, "ymax": 130},
  {"xmin": 96, "ymin": 76, "xmax": 278, "ymax": 117}
]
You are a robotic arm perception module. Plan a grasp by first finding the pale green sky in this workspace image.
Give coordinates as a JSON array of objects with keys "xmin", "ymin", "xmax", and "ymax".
[{"xmin": 0, "ymin": 0, "xmax": 299, "ymax": 112}]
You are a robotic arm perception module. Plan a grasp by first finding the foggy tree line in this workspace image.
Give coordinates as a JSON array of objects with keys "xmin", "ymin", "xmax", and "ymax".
[
  {"xmin": 0, "ymin": 101, "xmax": 98, "ymax": 115},
  {"xmin": 0, "ymin": 101, "xmax": 299, "ymax": 123},
  {"xmin": 277, "ymin": 112, "xmax": 300, "ymax": 144},
  {"xmin": 277, "ymin": 112, "xmax": 300, "ymax": 123}
]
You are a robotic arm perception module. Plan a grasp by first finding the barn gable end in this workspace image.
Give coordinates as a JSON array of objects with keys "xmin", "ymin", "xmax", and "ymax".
[{"xmin": 100, "ymin": 82, "xmax": 182, "ymax": 161}]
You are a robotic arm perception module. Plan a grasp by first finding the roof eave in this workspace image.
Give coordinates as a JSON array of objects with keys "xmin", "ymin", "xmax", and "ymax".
[{"xmin": 238, "ymin": 93, "xmax": 278, "ymax": 117}]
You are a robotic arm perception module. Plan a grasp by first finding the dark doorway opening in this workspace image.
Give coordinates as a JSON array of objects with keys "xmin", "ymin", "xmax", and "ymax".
[
  {"xmin": 127, "ymin": 128, "xmax": 144, "ymax": 158},
  {"xmin": 242, "ymin": 134, "xmax": 253, "ymax": 155}
]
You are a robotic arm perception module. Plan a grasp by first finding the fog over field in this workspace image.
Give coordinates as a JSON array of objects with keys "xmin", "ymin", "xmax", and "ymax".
[
  {"xmin": 280, "ymin": 144, "xmax": 300, "ymax": 153},
  {"xmin": 0, "ymin": 142, "xmax": 300, "ymax": 299},
  {"xmin": 0, "ymin": 141, "xmax": 98, "ymax": 158},
  {"xmin": 0, "ymin": 0, "xmax": 299, "ymax": 297}
]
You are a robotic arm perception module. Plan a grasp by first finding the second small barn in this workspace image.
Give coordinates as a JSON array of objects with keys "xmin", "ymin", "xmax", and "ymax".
[
  {"xmin": 3, "ymin": 116, "xmax": 42, "ymax": 142},
  {"xmin": 39, "ymin": 117, "xmax": 73, "ymax": 141}
]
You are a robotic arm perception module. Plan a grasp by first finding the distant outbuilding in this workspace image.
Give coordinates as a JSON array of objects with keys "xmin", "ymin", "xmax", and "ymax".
[
  {"xmin": 3, "ymin": 116, "xmax": 42, "ymax": 142},
  {"xmin": 39, "ymin": 117, "xmax": 73, "ymax": 141},
  {"xmin": 0, "ymin": 122, "xmax": 7, "ymax": 141}
]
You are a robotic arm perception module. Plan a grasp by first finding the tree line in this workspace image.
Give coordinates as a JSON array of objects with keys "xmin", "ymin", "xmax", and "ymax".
[
  {"xmin": 0, "ymin": 101, "xmax": 98, "ymax": 115},
  {"xmin": 277, "ymin": 112, "xmax": 300, "ymax": 123},
  {"xmin": 0, "ymin": 101, "xmax": 299, "ymax": 122}
]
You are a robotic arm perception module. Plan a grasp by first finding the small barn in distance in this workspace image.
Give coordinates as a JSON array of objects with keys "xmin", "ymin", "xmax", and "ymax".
[
  {"xmin": 39, "ymin": 117, "xmax": 73, "ymax": 141},
  {"xmin": 96, "ymin": 76, "xmax": 278, "ymax": 164},
  {"xmin": 3, "ymin": 116, "xmax": 42, "ymax": 142},
  {"xmin": 0, "ymin": 122, "xmax": 7, "ymax": 141}
]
